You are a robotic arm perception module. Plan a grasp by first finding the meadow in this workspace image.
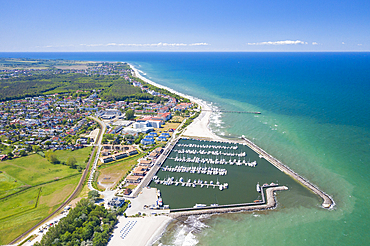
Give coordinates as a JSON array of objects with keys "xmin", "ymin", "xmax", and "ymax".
[
  {"xmin": 0, "ymin": 176, "xmax": 80, "ymax": 244},
  {"xmin": 0, "ymin": 148, "xmax": 92, "ymax": 244}
]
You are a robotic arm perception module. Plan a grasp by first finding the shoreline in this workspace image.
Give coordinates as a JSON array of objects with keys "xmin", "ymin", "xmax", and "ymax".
[
  {"xmin": 129, "ymin": 64, "xmax": 224, "ymax": 141},
  {"xmin": 124, "ymin": 64, "xmax": 335, "ymax": 246},
  {"xmin": 130, "ymin": 63, "xmax": 335, "ymax": 209}
]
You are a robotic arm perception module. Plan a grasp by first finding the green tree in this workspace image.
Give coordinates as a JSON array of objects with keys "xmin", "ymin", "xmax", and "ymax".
[
  {"xmin": 19, "ymin": 149, "xmax": 27, "ymax": 156},
  {"xmin": 88, "ymin": 190, "xmax": 100, "ymax": 201},
  {"xmin": 45, "ymin": 151, "xmax": 60, "ymax": 164},
  {"xmin": 125, "ymin": 109, "xmax": 135, "ymax": 120},
  {"xmin": 7, "ymin": 151, "xmax": 14, "ymax": 159},
  {"xmin": 26, "ymin": 144, "xmax": 33, "ymax": 152},
  {"xmin": 67, "ymin": 156, "xmax": 77, "ymax": 168},
  {"xmin": 32, "ymin": 145, "xmax": 41, "ymax": 152}
]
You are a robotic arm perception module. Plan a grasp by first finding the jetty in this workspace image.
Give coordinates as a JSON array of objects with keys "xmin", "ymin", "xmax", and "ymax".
[
  {"xmin": 169, "ymin": 185, "xmax": 288, "ymax": 218},
  {"xmin": 241, "ymin": 136, "xmax": 335, "ymax": 209},
  {"xmin": 202, "ymin": 110, "xmax": 261, "ymax": 114}
]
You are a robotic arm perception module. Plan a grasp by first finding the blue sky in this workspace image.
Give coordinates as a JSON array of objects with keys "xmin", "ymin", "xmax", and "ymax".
[{"xmin": 1, "ymin": 0, "xmax": 369, "ymax": 51}]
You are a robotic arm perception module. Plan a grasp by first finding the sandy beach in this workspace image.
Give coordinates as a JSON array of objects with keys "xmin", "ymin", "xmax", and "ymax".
[
  {"xmin": 108, "ymin": 216, "xmax": 172, "ymax": 246},
  {"xmin": 130, "ymin": 64, "xmax": 224, "ymax": 141}
]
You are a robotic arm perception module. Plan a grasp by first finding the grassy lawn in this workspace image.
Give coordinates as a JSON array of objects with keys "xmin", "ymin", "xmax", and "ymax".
[
  {"xmin": 0, "ymin": 172, "xmax": 27, "ymax": 198},
  {"xmin": 156, "ymin": 121, "xmax": 181, "ymax": 134},
  {"xmin": 0, "ymin": 154, "xmax": 78, "ymax": 187},
  {"xmin": 97, "ymin": 152, "xmax": 146, "ymax": 190},
  {"xmin": 0, "ymin": 175, "xmax": 80, "ymax": 245},
  {"xmin": 54, "ymin": 147, "xmax": 92, "ymax": 168},
  {"xmin": 0, "ymin": 148, "xmax": 91, "ymax": 192}
]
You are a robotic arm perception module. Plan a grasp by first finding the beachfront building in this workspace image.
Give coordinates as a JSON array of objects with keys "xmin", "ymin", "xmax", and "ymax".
[
  {"xmin": 173, "ymin": 102, "xmax": 193, "ymax": 111},
  {"xmin": 157, "ymin": 135, "xmax": 168, "ymax": 142},
  {"xmin": 125, "ymin": 175, "xmax": 142, "ymax": 184},
  {"xmin": 141, "ymin": 137, "xmax": 155, "ymax": 145},
  {"xmin": 139, "ymin": 159, "xmax": 153, "ymax": 167}
]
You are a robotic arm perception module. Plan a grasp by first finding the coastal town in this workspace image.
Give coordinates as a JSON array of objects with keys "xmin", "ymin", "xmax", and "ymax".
[
  {"xmin": 0, "ymin": 59, "xmax": 334, "ymax": 246},
  {"xmin": 0, "ymin": 59, "xmax": 198, "ymax": 246}
]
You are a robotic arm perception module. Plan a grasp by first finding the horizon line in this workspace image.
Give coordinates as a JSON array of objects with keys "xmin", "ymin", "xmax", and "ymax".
[{"xmin": 0, "ymin": 50, "xmax": 369, "ymax": 53}]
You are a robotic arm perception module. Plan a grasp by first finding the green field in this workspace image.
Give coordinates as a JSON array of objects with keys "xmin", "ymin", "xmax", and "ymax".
[
  {"xmin": 0, "ymin": 148, "xmax": 92, "ymax": 244},
  {"xmin": 0, "ymin": 175, "xmax": 80, "ymax": 244},
  {"xmin": 96, "ymin": 152, "xmax": 145, "ymax": 190},
  {"xmin": 0, "ymin": 154, "xmax": 78, "ymax": 189},
  {"xmin": 0, "ymin": 172, "xmax": 27, "ymax": 197}
]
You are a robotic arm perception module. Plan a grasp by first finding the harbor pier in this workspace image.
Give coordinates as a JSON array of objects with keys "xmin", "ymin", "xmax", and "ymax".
[
  {"xmin": 169, "ymin": 186, "xmax": 288, "ymax": 218},
  {"xmin": 130, "ymin": 137, "xmax": 180, "ymax": 198},
  {"xmin": 241, "ymin": 136, "xmax": 335, "ymax": 208}
]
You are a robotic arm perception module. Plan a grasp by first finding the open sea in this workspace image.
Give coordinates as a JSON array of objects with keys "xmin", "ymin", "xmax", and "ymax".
[{"xmin": 1, "ymin": 52, "xmax": 369, "ymax": 245}]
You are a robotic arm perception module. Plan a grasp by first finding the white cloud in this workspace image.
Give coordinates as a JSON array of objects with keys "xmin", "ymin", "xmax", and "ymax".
[
  {"xmin": 247, "ymin": 40, "xmax": 307, "ymax": 45},
  {"xmin": 312, "ymin": 42, "xmax": 318, "ymax": 45},
  {"xmin": 189, "ymin": 42, "xmax": 209, "ymax": 46},
  {"xmin": 78, "ymin": 42, "xmax": 209, "ymax": 47},
  {"xmin": 342, "ymin": 42, "xmax": 345, "ymax": 44},
  {"xmin": 357, "ymin": 44, "xmax": 363, "ymax": 46}
]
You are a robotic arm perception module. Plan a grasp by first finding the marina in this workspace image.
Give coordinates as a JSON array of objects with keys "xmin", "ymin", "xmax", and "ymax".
[
  {"xmin": 161, "ymin": 165, "xmax": 228, "ymax": 175},
  {"xmin": 149, "ymin": 138, "xmax": 315, "ymax": 210},
  {"xmin": 152, "ymin": 175, "xmax": 229, "ymax": 190}
]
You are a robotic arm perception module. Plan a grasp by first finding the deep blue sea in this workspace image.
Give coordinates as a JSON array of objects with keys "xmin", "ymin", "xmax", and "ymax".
[{"xmin": 1, "ymin": 52, "xmax": 369, "ymax": 245}]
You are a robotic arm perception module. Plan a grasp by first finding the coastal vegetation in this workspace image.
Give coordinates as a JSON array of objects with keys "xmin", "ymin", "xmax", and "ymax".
[
  {"xmin": 33, "ymin": 198, "xmax": 127, "ymax": 246},
  {"xmin": 0, "ymin": 73, "xmax": 141, "ymax": 101},
  {"xmin": 0, "ymin": 58, "xmax": 166, "ymax": 103}
]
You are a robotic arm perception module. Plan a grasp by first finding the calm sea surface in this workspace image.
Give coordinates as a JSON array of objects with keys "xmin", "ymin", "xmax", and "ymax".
[{"xmin": 1, "ymin": 52, "xmax": 369, "ymax": 245}]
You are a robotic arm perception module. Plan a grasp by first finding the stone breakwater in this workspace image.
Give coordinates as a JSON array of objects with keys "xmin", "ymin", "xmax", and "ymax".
[
  {"xmin": 241, "ymin": 136, "xmax": 335, "ymax": 209},
  {"xmin": 169, "ymin": 186, "xmax": 288, "ymax": 218}
]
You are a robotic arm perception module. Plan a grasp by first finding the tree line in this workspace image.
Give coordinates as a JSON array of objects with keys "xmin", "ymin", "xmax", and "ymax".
[{"xmin": 34, "ymin": 198, "xmax": 126, "ymax": 246}]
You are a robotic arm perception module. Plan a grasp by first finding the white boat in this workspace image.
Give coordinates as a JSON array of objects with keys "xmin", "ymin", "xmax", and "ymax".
[
  {"xmin": 193, "ymin": 204, "xmax": 207, "ymax": 208},
  {"xmin": 256, "ymin": 183, "xmax": 261, "ymax": 192}
]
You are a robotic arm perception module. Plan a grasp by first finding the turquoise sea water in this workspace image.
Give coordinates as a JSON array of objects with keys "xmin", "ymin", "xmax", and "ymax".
[{"xmin": 1, "ymin": 52, "xmax": 369, "ymax": 245}]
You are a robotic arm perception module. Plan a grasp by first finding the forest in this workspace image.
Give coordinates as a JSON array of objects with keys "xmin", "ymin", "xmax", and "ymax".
[
  {"xmin": 0, "ymin": 73, "xmax": 149, "ymax": 102},
  {"xmin": 34, "ymin": 198, "xmax": 127, "ymax": 246}
]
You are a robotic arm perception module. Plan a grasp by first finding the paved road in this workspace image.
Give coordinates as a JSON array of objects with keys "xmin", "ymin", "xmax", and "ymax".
[{"xmin": 87, "ymin": 117, "xmax": 106, "ymax": 192}]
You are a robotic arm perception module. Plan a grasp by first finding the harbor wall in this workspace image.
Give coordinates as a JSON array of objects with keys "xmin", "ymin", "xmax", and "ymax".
[
  {"xmin": 169, "ymin": 186, "xmax": 288, "ymax": 218},
  {"xmin": 241, "ymin": 136, "xmax": 335, "ymax": 209}
]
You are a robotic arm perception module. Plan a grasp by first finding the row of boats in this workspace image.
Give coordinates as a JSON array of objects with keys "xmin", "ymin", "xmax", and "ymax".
[
  {"xmin": 161, "ymin": 165, "xmax": 228, "ymax": 176},
  {"xmin": 152, "ymin": 176, "xmax": 229, "ymax": 191},
  {"xmin": 173, "ymin": 149, "xmax": 246, "ymax": 157},
  {"xmin": 177, "ymin": 143, "xmax": 239, "ymax": 150},
  {"xmin": 172, "ymin": 156, "xmax": 257, "ymax": 167}
]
